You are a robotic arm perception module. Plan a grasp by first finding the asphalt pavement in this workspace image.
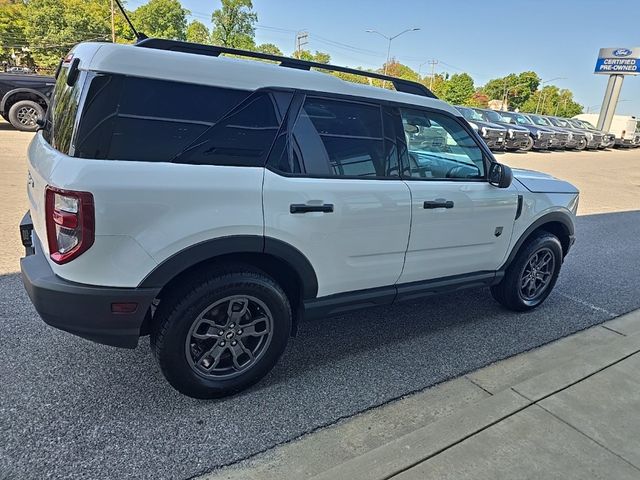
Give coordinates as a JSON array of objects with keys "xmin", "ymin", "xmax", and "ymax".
[{"xmin": 1, "ymin": 128, "xmax": 640, "ymax": 479}]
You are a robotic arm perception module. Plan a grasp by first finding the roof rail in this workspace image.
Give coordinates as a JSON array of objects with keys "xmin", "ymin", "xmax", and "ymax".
[{"xmin": 134, "ymin": 38, "xmax": 437, "ymax": 99}]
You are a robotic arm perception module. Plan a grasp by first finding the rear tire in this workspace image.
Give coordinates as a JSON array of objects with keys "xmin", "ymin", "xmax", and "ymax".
[
  {"xmin": 521, "ymin": 136, "xmax": 534, "ymax": 151},
  {"xmin": 491, "ymin": 232, "xmax": 563, "ymax": 311},
  {"xmin": 8, "ymin": 100, "xmax": 44, "ymax": 132},
  {"xmin": 151, "ymin": 268, "xmax": 292, "ymax": 399}
]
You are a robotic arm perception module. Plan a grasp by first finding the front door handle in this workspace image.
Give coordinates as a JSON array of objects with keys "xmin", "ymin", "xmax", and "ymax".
[
  {"xmin": 290, "ymin": 203, "xmax": 334, "ymax": 214},
  {"xmin": 423, "ymin": 199, "xmax": 454, "ymax": 209}
]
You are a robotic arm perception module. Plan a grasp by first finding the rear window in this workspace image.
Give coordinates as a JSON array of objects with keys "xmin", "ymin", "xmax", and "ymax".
[{"xmin": 44, "ymin": 66, "xmax": 83, "ymax": 154}]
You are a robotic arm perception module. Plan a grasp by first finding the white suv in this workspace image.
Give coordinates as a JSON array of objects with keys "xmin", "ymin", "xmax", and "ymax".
[{"xmin": 20, "ymin": 39, "xmax": 579, "ymax": 398}]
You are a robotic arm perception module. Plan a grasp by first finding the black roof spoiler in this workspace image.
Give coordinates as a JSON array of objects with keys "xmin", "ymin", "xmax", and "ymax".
[{"xmin": 134, "ymin": 38, "xmax": 437, "ymax": 99}]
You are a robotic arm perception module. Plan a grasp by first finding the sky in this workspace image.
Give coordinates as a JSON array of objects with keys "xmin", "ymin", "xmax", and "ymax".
[{"xmin": 127, "ymin": 0, "xmax": 640, "ymax": 116}]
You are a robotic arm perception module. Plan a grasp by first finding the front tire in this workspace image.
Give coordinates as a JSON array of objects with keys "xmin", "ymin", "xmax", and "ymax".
[
  {"xmin": 151, "ymin": 268, "xmax": 292, "ymax": 399},
  {"xmin": 521, "ymin": 136, "xmax": 534, "ymax": 151},
  {"xmin": 491, "ymin": 232, "xmax": 563, "ymax": 311},
  {"xmin": 8, "ymin": 100, "xmax": 44, "ymax": 132}
]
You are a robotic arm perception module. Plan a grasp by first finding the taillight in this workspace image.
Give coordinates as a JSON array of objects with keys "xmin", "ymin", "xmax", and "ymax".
[{"xmin": 45, "ymin": 186, "xmax": 95, "ymax": 264}]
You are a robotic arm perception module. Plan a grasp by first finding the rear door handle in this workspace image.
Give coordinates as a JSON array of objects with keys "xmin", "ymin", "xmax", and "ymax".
[
  {"xmin": 423, "ymin": 199, "xmax": 454, "ymax": 209},
  {"xmin": 290, "ymin": 203, "xmax": 334, "ymax": 214}
]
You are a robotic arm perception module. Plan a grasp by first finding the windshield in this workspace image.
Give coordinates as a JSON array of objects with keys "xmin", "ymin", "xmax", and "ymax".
[
  {"xmin": 504, "ymin": 112, "xmax": 533, "ymax": 126},
  {"xmin": 530, "ymin": 115, "xmax": 551, "ymax": 127},
  {"xmin": 457, "ymin": 107, "xmax": 484, "ymax": 122},
  {"xmin": 549, "ymin": 117, "xmax": 569, "ymax": 128},
  {"xmin": 577, "ymin": 119, "xmax": 597, "ymax": 130},
  {"xmin": 479, "ymin": 109, "xmax": 508, "ymax": 123},
  {"xmin": 568, "ymin": 119, "xmax": 585, "ymax": 129}
]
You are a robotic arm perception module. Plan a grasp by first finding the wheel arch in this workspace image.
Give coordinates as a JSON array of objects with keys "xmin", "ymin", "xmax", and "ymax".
[
  {"xmin": 501, "ymin": 212, "xmax": 575, "ymax": 271},
  {"xmin": 0, "ymin": 88, "xmax": 50, "ymax": 113},
  {"xmin": 139, "ymin": 236, "xmax": 319, "ymax": 334}
]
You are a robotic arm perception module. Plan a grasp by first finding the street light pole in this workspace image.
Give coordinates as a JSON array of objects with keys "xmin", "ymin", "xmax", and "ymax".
[
  {"xmin": 366, "ymin": 27, "xmax": 421, "ymax": 78},
  {"xmin": 535, "ymin": 77, "xmax": 567, "ymax": 114}
]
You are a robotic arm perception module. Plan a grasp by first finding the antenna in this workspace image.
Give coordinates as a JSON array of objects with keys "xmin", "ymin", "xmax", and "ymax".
[{"xmin": 113, "ymin": 0, "xmax": 147, "ymax": 42}]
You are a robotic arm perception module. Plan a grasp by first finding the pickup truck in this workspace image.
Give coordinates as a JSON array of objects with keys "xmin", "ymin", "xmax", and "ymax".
[{"xmin": 0, "ymin": 72, "xmax": 55, "ymax": 131}]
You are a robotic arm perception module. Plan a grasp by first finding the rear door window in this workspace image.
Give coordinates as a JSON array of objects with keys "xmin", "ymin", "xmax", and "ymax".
[
  {"xmin": 46, "ymin": 65, "xmax": 83, "ymax": 154},
  {"xmin": 291, "ymin": 96, "xmax": 398, "ymax": 178}
]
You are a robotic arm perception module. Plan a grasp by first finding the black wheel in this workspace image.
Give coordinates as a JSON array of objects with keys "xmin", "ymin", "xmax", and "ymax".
[
  {"xmin": 491, "ymin": 232, "xmax": 563, "ymax": 311},
  {"xmin": 575, "ymin": 137, "xmax": 587, "ymax": 151},
  {"xmin": 151, "ymin": 268, "xmax": 292, "ymax": 398},
  {"xmin": 521, "ymin": 136, "xmax": 534, "ymax": 152},
  {"xmin": 8, "ymin": 100, "xmax": 44, "ymax": 132}
]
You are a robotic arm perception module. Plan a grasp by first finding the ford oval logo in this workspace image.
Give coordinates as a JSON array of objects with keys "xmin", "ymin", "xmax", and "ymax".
[{"xmin": 613, "ymin": 48, "xmax": 632, "ymax": 57}]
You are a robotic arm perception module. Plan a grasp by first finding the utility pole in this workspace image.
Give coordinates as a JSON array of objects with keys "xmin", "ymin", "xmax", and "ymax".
[
  {"xmin": 110, "ymin": 0, "xmax": 116, "ymax": 43},
  {"xmin": 428, "ymin": 59, "xmax": 438, "ymax": 90},
  {"xmin": 295, "ymin": 31, "xmax": 308, "ymax": 58}
]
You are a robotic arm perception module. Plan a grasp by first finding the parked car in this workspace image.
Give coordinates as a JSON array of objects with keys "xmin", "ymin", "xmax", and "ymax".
[
  {"xmin": 20, "ymin": 39, "xmax": 579, "ymax": 398},
  {"xmin": 0, "ymin": 72, "xmax": 55, "ymax": 131},
  {"xmin": 544, "ymin": 116, "xmax": 603, "ymax": 150},
  {"xmin": 569, "ymin": 118, "xmax": 615, "ymax": 149},
  {"xmin": 573, "ymin": 113, "xmax": 636, "ymax": 147},
  {"xmin": 455, "ymin": 106, "xmax": 507, "ymax": 150},
  {"xmin": 497, "ymin": 111, "xmax": 556, "ymax": 150},
  {"xmin": 527, "ymin": 113, "xmax": 587, "ymax": 150},
  {"xmin": 5, "ymin": 66, "xmax": 34, "ymax": 74},
  {"xmin": 473, "ymin": 108, "xmax": 532, "ymax": 151}
]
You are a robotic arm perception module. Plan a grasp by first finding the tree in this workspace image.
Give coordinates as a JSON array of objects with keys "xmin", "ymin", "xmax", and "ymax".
[
  {"xmin": 383, "ymin": 58, "xmax": 419, "ymax": 82},
  {"xmin": 24, "ymin": 0, "xmax": 113, "ymax": 70},
  {"xmin": 466, "ymin": 91, "xmax": 489, "ymax": 108},
  {"xmin": 0, "ymin": 0, "xmax": 31, "ymax": 67},
  {"xmin": 294, "ymin": 49, "xmax": 330, "ymax": 64},
  {"xmin": 422, "ymin": 72, "xmax": 448, "ymax": 98},
  {"xmin": 255, "ymin": 43, "xmax": 282, "ymax": 56},
  {"xmin": 211, "ymin": 0, "xmax": 257, "ymax": 49},
  {"xmin": 442, "ymin": 73, "xmax": 475, "ymax": 105},
  {"xmin": 521, "ymin": 86, "xmax": 582, "ymax": 117},
  {"xmin": 481, "ymin": 71, "xmax": 540, "ymax": 111},
  {"xmin": 186, "ymin": 20, "xmax": 210, "ymax": 44},
  {"xmin": 131, "ymin": 0, "xmax": 188, "ymax": 41}
]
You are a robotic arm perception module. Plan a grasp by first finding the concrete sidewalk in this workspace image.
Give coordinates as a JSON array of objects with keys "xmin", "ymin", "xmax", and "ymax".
[{"xmin": 202, "ymin": 310, "xmax": 640, "ymax": 480}]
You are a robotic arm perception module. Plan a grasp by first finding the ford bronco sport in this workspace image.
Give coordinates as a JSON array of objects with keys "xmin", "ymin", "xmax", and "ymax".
[{"xmin": 20, "ymin": 39, "xmax": 578, "ymax": 398}]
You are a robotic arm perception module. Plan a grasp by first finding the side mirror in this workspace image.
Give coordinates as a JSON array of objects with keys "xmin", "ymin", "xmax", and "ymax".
[{"xmin": 488, "ymin": 163, "xmax": 512, "ymax": 188}]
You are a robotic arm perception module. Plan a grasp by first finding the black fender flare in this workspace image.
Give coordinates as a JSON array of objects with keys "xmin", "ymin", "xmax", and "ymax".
[
  {"xmin": 500, "ymin": 212, "xmax": 575, "ymax": 271},
  {"xmin": 0, "ymin": 88, "xmax": 51, "ymax": 112},
  {"xmin": 138, "ymin": 235, "xmax": 319, "ymax": 299}
]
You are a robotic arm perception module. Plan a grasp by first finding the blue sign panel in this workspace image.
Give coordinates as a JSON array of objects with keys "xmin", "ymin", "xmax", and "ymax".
[{"xmin": 595, "ymin": 47, "xmax": 640, "ymax": 75}]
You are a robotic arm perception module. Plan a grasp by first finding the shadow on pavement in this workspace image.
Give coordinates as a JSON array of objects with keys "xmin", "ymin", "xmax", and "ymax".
[{"xmin": 2, "ymin": 210, "xmax": 639, "ymax": 480}]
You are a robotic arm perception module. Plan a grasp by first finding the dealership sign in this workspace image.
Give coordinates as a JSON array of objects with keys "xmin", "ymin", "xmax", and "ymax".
[{"xmin": 595, "ymin": 47, "xmax": 640, "ymax": 75}]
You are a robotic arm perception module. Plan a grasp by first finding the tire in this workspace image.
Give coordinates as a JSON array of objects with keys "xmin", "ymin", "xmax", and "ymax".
[
  {"xmin": 575, "ymin": 137, "xmax": 587, "ymax": 151},
  {"xmin": 151, "ymin": 268, "xmax": 292, "ymax": 399},
  {"xmin": 8, "ymin": 100, "xmax": 44, "ymax": 132},
  {"xmin": 521, "ymin": 135, "xmax": 534, "ymax": 152},
  {"xmin": 491, "ymin": 232, "xmax": 563, "ymax": 312}
]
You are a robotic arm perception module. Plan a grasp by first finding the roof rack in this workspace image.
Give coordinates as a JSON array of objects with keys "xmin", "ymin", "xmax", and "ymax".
[{"xmin": 134, "ymin": 38, "xmax": 437, "ymax": 99}]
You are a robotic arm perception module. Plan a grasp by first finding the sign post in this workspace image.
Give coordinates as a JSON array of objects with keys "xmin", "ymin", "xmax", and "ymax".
[{"xmin": 594, "ymin": 48, "xmax": 639, "ymax": 132}]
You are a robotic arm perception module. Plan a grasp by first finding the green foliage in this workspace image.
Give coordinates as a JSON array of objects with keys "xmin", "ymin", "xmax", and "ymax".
[
  {"xmin": 211, "ymin": 0, "xmax": 257, "ymax": 49},
  {"xmin": 186, "ymin": 20, "xmax": 210, "ymax": 44},
  {"xmin": 131, "ymin": 0, "xmax": 188, "ymax": 41},
  {"xmin": 520, "ymin": 86, "xmax": 583, "ymax": 117},
  {"xmin": 481, "ymin": 71, "xmax": 540, "ymax": 110},
  {"xmin": 294, "ymin": 49, "xmax": 330, "ymax": 64},
  {"xmin": 441, "ymin": 73, "xmax": 475, "ymax": 105},
  {"xmin": 0, "ymin": 0, "xmax": 30, "ymax": 66},
  {"xmin": 383, "ymin": 58, "xmax": 419, "ymax": 82},
  {"xmin": 255, "ymin": 43, "xmax": 282, "ymax": 56}
]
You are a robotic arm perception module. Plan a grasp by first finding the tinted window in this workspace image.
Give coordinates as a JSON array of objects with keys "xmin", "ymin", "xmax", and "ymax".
[
  {"xmin": 400, "ymin": 108, "xmax": 485, "ymax": 180},
  {"xmin": 175, "ymin": 92, "xmax": 290, "ymax": 166},
  {"xmin": 73, "ymin": 74, "xmax": 271, "ymax": 164},
  {"xmin": 291, "ymin": 97, "xmax": 397, "ymax": 178},
  {"xmin": 46, "ymin": 66, "xmax": 83, "ymax": 154}
]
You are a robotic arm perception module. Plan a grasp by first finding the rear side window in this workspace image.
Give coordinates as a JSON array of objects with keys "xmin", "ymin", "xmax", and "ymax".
[
  {"xmin": 291, "ymin": 97, "xmax": 398, "ymax": 178},
  {"xmin": 73, "ymin": 74, "xmax": 289, "ymax": 166}
]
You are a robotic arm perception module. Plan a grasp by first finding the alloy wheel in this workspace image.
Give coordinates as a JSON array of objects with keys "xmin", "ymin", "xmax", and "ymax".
[
  {"xmin": 185, "ymin": 295, "xmax": 274, "ymax": 379},
  {"xmin": 519, "ymin": 247, "xmax": 555, "ymax": 303},
  {"xmin": 16, "ymin": 106, "xmax": 38, "ymax": 127}
]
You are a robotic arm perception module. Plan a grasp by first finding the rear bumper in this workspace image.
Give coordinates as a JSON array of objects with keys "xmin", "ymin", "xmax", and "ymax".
[{"xmin": 20, "ymin": 212, "xmax": 159, "ymax": 348}]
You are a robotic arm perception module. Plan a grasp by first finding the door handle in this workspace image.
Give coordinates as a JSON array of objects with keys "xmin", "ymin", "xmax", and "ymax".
[
  {"xmin": 290, "ymin": 203, "xmax": 334, "ymax": 214},
  {"xmin": 423, "ymin": 199, "xmax": 454, "ymax": 209}
]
